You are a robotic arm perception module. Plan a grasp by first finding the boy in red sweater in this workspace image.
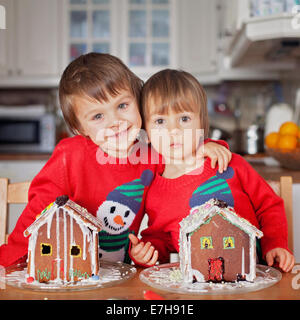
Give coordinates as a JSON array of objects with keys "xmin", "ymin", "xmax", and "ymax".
[
  {"xmin": 0, "ymin": 54, "xmax": 231, "ymax": 268},
  {"xmin": 130, "ymin": 69, "xmax": 294, "ymax": 272}
]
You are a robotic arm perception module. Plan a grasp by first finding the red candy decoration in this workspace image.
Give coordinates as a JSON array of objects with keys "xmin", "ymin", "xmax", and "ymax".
[
  {"xmin": 26, "ymin": 277, "xmax": 34, "ymax": 283},
  {"xmin": 143, "ymin": 290, "xmax": 165, "ymax": 300}
]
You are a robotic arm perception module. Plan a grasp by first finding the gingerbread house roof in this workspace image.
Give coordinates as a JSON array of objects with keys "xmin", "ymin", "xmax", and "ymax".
[
  {"xmin": 179, "ymin": 198, "xmax": 263, "ymax": 239},
  {"xmin": 24, "ymin": 195, "xmax": 102, "ymax": 237}
]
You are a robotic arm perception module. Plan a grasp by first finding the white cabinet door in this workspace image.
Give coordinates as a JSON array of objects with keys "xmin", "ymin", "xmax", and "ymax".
[
  {"xmin": 178, "ymin": 0, "xmax": 218, "ymax": 75},
  {"xmin": 0, "ymin": 0, "xmax": 14, "ymax": 76},
  {"xmin": 15, "ymin": 0, "xmax": 60, "ymax": 76}
]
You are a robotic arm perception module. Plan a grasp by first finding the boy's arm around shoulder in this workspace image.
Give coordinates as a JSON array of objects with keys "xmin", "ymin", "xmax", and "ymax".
[
  {"xmin": 233, "ymin": 154, "xmax": 290, "ymax": 258},
  {"xmin": 0, "ymin": 139, "xmax": 71, "ymax": 267}
]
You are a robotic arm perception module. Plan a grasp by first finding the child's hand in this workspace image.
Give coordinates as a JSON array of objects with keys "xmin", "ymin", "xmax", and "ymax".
[
  {"xmin": 129, "ymin": 234, "xmax": 158, "ymax": 266},
  {"xmin": 266, "ymin": 248, "xmax": 295, "ymax": 272},
  {"xmin": 203, "ymin": 142, "xmax": 232, "ymax": 173}
]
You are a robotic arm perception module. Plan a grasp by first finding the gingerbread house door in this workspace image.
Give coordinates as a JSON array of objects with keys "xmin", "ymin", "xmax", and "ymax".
[{"xmin": 208, "ymin": 257, "xmax": 224, "ymax": 282}]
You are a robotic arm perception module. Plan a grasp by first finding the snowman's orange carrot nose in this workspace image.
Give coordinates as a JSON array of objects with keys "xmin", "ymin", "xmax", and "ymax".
[{"xmin": 113, "ymin": 215, "xmax": 124, "ymax": 226}]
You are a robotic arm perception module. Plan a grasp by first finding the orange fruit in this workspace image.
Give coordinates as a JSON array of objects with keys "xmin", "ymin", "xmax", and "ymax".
[
  {"xmin": 298, "ymin": 126, "xmax": 300, "ymax": 139},
  {"xmin": 277, "ymin": 134, "xmax": 298, "ymax": 151},
  {"xmin": 265, "ymin": 132, "xmax": 280, "ymax": 149},
  {"xmin": 279, "ymin": 121, "xmax": 299, "ymax": 136}
]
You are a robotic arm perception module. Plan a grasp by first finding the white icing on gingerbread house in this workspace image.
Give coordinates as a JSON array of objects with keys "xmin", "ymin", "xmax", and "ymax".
[
  {"xmin": 179, "ymin": 199, "xmax": 263, "ymax": 283},
  {"xmin": 24, "ymin": 195, "xmax": 102, "ymax": 283}
]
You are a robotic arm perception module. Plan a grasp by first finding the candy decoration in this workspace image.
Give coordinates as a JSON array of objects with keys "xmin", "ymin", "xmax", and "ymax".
[
  {"xmin": 91, "ymin": 275, "xmax": 100, "ymax": 281},
  {"xmin": 143, "ymin": 290, "xmax": 165, "ymax": 300},
  {"xmin": 191, "ymin": 208, "xmax": 199, "ymax": 215},
  {"xmin": 26, "ymin": 276, "xmax": 34, "ymax": 283}
]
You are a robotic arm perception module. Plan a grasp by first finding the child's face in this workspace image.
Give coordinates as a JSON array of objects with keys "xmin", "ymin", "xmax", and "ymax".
[
  {"xmin": 74, "ymin": 90, "xmax": 142, "ymax": 156},
  {"xmin": 145, "ymin": 106, "xmax": 203, "ymax": 162}
]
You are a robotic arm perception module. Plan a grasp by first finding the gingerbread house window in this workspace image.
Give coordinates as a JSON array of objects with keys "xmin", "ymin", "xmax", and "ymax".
[
  {"xmin": 41, "ymin": 243, "xmax": 52, "ymax": 256},
  {"xmin": 70, "ymin": 245, "xmax": 81, "ymax": 257},
  {"xmin": 223, "ymin": 236, "xmax": 235, "ymax": 249},
  {"xmin": 200, "ymin": 236, "xmax": 213, "ymax": 249}
]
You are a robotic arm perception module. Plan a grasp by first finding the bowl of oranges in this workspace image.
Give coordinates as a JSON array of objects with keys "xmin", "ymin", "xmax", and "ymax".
[{"xmin": 265, "ymin": 121, "xmax": 300, "ymax": 170}]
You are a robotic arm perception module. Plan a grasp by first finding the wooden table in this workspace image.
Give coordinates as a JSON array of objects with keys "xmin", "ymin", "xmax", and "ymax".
[{"xmin": 0, "ymin": 266, "xmax": 299, "ymax": 300}]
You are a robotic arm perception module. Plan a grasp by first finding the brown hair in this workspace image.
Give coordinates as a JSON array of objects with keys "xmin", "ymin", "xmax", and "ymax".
[
  {"xmin": 59, "ymin": 52, "xmax": 143, "ymax": 134},
  {"xmin": 141, "ymin": 69, "xmax": 209, "ymax": 138}
]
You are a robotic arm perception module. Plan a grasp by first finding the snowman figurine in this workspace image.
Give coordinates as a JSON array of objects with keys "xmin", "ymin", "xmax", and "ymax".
[{"xmin": 96, "ymin": 169, "xmax": 153, "ymax": 263}]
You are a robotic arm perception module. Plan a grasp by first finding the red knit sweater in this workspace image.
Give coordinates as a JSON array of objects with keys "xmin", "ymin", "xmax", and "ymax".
[{"xmin": 141, "ymin": 153, "xmax": 289, "ymax": 263}]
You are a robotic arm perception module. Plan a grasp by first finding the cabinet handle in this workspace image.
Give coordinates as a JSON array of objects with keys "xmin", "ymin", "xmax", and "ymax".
[{"xmin": 16, "ymin": 69, "xmax": 22, "ymax": 75}]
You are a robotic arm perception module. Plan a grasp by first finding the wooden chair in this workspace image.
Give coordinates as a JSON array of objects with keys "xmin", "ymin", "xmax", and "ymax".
[
  {"xmin": 267, "ymin": 176, "xmax": 294, "ymax": 253},
  {"xmin": 170, "ymin": 176, "xmax": 294, "ymax": 263},
  {"xmin": 0, "ymin": 178, "xmax": 31, "ymax": 246}
]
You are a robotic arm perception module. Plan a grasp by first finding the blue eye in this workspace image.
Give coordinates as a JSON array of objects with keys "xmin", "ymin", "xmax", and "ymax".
[
  {"xmin": 93, "ymin": 113, "xmax": 103, "ymax": 120},
  {"xmin": 118, "ymin": 103, "xmax": 128, "ymax": 109},
  {"xmin": 181, "ymin": 116, "xmax": 191, "ymax": 122},
  {"xmin": 155, "ymin": 118, "xmax": 165, "ymax": 125}
]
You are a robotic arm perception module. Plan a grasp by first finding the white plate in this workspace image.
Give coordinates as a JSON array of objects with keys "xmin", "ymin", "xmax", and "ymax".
[
  {"xmin": 4, "ymin": 260, "xmax": 136, "ymax": 292},
  {"xmin": 139, "ymin": 263, "xmax": 282, "ymax": 295}
]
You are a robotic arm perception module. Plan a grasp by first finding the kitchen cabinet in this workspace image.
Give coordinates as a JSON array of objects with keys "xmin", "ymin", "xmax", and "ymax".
[
  {"xmin": 223, "ymin": 0, "xmax": 300, "ymax": 70},
  {"xmin": 0, "ymin": 0, "xmax": 294, "ymax": 87},
  {"xmin": 0, "ymin": 0, "xmax": 63, "ymax": 86},
  {"xmin": 177, "ymin": 0, "xmax": 218, "ymax": 77},
  {"xmin": 0, "ymin": 0, "xmax": 11, "ymax": 77},
  {"xmin": 176, "ymin": 0, "xmax": 281, "ymax": 84}
]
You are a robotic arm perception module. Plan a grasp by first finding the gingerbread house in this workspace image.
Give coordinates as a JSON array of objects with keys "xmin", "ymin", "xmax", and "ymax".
[
  {"xmin": 179, "ymin": 199, "xmax": 263, "ymax": 283},
  {"xmin": 24, "ymin": 195, "xmax": 102, "ymax": 283}
]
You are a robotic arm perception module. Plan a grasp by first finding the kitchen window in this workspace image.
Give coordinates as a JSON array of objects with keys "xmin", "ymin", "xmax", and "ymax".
[
  {"xmin": 66, "ymin": 0, "xmax": 176, "ymax": 74},
  {"xmin": 126, "ymin": 0, "xmax": 172, "ymax": 68},
  {"xmin": 68, "ymin": 0, "xmax": 113, "ymax": 60}
]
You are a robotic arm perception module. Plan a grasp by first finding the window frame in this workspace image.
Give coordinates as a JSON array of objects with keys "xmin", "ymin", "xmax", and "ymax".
[
  {"xmin": 200, "ymin": 236, "xmax": 213, "ymax": 249},
  {"xmin": 70, "ymin": 244, "xmax": 82, "ymax": 257},
  {"xmin": 63, "ymin": 0, "xmax": 178, "ymax": 78},
  {"xmin": 121, "ymin": 0, "xmax": 178, "ymax": 78},
  {"xmin": 66, "ymin": 0, "xmax": 119, "ymax": 61},
  {"xmin": 40, "ymin": 243, "xmax": 53, "ymax": 256},
  {"xmin": 223, "ymin": 236, "xmax": 235, "ymax": 249}
]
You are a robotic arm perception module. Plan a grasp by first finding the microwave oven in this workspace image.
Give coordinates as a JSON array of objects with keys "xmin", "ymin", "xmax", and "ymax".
[{"xmin": 0, "ymin": 105, "xmax": 56, "ymax": 153}]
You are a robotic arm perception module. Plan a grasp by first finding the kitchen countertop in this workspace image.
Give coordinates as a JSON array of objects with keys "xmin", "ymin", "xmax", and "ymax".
[
  {"xmin": 0, "ymin": 153, "xmax": 52, "ymax": 161},
  {"xmin": 250, "ymin": 163, "xmax": 300, "ymax": 183},
  {"xmin": 244, "ymin": 154, "xmax": 300, "ymax": 183}
]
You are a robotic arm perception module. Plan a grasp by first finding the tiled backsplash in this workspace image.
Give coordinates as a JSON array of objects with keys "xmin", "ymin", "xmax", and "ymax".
[
  {"xmin": 0, "ymin": 88, "xmax": 57, "ymax": 109},
  {"xmin": 205, "ymin": 78, "xmax": 300, "ymax": 133}
]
